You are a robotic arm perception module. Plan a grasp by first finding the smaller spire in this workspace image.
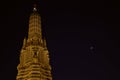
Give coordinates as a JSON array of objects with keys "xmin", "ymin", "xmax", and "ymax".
[
  {"xmin": 43, "ymin": 38, "xmax": 47, "ymax": 49},
  {"xmin": 33, "ymin": 4, "xmax": 37, "ymax": 12},
  {"xmin": 22, "ymin": 37, "xmax": 26, "ymax": 49}
]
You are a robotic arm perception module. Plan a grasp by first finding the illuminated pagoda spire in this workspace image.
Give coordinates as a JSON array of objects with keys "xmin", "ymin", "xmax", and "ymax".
[{"xmin": 16, "ymin": 4, "xmax": 52, "ymax": 80}]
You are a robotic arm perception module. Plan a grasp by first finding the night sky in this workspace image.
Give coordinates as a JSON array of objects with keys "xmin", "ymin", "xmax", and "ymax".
[{"xmin": 0, "ymin": 0, "xmax": 120, "ymax": 80}]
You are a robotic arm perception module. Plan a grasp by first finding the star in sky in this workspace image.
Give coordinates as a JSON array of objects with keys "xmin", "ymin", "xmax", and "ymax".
[{"xmin": 90, "ymin": 46, "xmax": 94, "ymax": 50}]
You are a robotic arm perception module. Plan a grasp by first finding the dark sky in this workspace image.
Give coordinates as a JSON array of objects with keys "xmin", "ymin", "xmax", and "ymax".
[{"xmin": 0, "ymin": 0, "xmax": 120, "ymax": 80}]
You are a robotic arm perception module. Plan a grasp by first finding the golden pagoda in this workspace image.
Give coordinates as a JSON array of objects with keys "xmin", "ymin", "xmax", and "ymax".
[{"xmin": 16, "ymin": 4, "xmax": 52, "ymax": 80}]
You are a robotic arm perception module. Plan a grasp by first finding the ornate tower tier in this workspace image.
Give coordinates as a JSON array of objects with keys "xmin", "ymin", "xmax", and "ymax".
[
  {"xmin": 16, "ymin": 4, "xmax": 52, "ymax": 80},
  {"xmin": 28, "ymin": 5, "xmax": 42, "ymax": 39}
]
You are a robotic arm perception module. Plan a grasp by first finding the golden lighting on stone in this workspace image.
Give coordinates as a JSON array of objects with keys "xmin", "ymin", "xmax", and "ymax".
[{"xmin": 16, "ymin": 5, "xmax": 52, "ymax": 80}]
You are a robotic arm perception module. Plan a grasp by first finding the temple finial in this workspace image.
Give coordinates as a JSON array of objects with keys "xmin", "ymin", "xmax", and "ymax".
[{"xmin": 33, "ymin": 4, "xmax": 37, "ymax": 12}]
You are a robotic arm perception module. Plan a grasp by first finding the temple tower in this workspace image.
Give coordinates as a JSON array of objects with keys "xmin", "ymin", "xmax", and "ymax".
[{"xmin": 16, "ymin": 4, "xmax": 52, "ymax": 80}]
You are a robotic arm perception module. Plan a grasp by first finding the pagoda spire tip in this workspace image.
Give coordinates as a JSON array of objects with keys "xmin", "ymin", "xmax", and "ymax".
[{"xmin": 33, "ymin": 4, "xmax": 37, "ymax": 12}]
